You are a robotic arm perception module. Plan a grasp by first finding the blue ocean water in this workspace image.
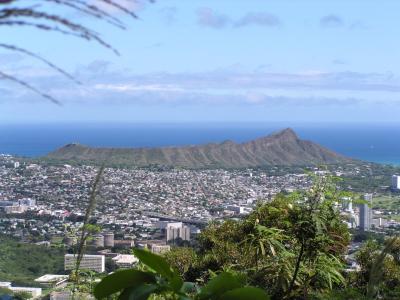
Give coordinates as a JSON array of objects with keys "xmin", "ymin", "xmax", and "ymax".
[{"xmin": 0, "ymin": 123, "xmax": 399, "ymax": 165}]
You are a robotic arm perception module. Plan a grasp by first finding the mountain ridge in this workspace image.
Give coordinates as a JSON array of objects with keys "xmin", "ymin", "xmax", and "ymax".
[{"xmin": 46, "ymin": 128, "xmax": 353, "ymax": 168}]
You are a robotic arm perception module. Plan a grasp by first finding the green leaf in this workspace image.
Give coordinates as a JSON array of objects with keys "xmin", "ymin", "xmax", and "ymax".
[
  {"xmin": 119, "ymin": 283, "xmax": 159, "ymax": 300},
  {"xmin": 133, "ymin": 248, "xmax": 183, "ymax": 292},
  {"xmin": 180, "ymin": 282, "xmax": 197, "ymax": 294},
  {"xmin": 118, "ymin": 287, "xmax": 136, "ymax": 300},
  {"xmin": 259, "ymin": 241, "xmax": 266, "ymax": 256},
  {"xmin": 197, "ymin": 272, "xmax": 243, "ymax": 300},
  {"xmin": 170, "ymin": 272, "xmax": 185, "ymax": 292},
  {"xmin": 133, "ymin": 248, "xmax": 173, "ymax": 278},
  {"xmin": 220, "ymin": 287, "xmax": 270, "ymax": 300},
  {"xmin": 94, "ymin": 269, "xmax": 156, "ymax": 299}
]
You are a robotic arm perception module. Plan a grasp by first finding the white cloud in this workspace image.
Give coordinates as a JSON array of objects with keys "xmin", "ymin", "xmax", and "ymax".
[
  {"xmin": 3, "ymin": 62, "xmax": 400, "ymax": 108},
  {"xmin": 235, "ymin": 12, "xmax": 281, "ymax": 27},
  {"xmin": 196, "ymin": 7, "xmax": 230, "ymax": 29},
  {"xmin": 93, "ymin": 83, "xmax": 184, "ymax": 92},
  {"xmin": 320, "ymin": 14, "xmax": 344, "ymax": 28}
]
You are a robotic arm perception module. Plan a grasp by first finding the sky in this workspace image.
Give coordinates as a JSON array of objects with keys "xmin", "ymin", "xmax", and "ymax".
[{"xmin": 1, "ymin": 0, "xmax": 400, "ymax": 123}]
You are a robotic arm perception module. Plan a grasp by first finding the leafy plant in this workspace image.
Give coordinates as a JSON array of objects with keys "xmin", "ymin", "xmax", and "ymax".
[
  {"xmin": 94, "ymin": 248, "xmax": 270, "ymax": 300},
  {"xmin": 168, "ymin": 175, "xmax": 351, "ymax": 299}
]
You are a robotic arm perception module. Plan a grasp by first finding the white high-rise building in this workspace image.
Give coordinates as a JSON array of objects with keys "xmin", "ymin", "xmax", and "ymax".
[
  {"xmin": 165, "ymin": 224, "xmax": 191, "ymax": 242},
  {"xmin": 64, "ymin": 254, "xmax": 105, "ymax": 273},
  {"xmin": 359, "ymin": 194, "xmax": 373, "ymax": 231},
  {"xmin": 392, "ymin": 175, "xmax": 400, "ymax": 191}
]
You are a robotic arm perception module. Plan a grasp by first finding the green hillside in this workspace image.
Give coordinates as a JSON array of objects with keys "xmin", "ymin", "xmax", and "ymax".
[
  {"xmin": 46, "ymin": 128, "xmax": 353, "ymax": 168},
  {"xmin": 0, "ymin": 235, "xmax": 65, "ymax": 286}
]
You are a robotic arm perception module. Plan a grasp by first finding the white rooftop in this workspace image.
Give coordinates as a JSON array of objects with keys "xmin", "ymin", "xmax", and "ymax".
[
  {"xmin": 0, "ymin": 282, "xmax": 12, "ymax": 288},
  {"xmin": 112, "ymin": 254, "xmax": 138, "ymax": 264},
  {"xmin": 35, "ymin": 274, "xmax": 69, "ymax": 283},
  {"xmin": 65, "ymin": 254, "xmax": 104, "ymax": 258}
]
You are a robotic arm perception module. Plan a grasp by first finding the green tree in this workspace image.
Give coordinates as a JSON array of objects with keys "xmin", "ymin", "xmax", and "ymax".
[
  {"xmin": 164, "ymin": 247, "xmax": 198, "ymax": 281},
  {"xmin": 354, "ymin": 237, "xmax": 400, "ymax": 299},
  {"xmin": 172, "ymin": 176, "xmax": 350, "ymax": 299}
]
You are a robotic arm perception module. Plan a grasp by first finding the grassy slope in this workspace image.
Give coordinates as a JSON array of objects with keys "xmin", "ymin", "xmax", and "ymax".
[{"xmin": 0, "ymin": 235, "xmax": 65, "ymax": 286}]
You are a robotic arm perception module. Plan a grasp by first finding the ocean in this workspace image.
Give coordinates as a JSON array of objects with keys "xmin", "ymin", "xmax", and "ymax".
[{"xmin": 0, "ymin": 123, "xmax": 399, "ymax": 165}]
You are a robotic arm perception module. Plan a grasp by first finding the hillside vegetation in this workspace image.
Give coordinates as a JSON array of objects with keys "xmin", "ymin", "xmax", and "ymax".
[{"xmin": 0, "ymin": 235, "xmax": 65, "ymax": 286}]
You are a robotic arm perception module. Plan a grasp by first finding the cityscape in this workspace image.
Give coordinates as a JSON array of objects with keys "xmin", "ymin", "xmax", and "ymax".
[
  {"xmin": 1, "ymin": 153, "xmax": 400, "ymax": 298},
  {"xmin": 2, "ymin": 0, "xmax": 400, "ymax": 299}
]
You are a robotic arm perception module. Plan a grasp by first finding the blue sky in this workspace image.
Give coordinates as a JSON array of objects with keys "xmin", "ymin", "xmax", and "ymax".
[{"xmin": 1, "ymin": 0, "xmax": 400, "ymax": 123}]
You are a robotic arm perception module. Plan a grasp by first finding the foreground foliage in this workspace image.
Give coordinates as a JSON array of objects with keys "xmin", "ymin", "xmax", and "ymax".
[
  {"xmin": 94, "ymin": 248, "xmax": 269, "ymax": 300},
  {"xmin": 94, "ymin": 176, "xmax": 353, "ymax": 299},
  {"xmin": 165, "ymin": 176, "xmax": 350, "ymax": 299}
]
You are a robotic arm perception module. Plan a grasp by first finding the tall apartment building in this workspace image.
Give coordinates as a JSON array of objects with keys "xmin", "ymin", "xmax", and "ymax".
[
  {"xmin": 64, "ymin": 254, "xmax": 105, "ymax": 273},
  {"xmin": 166, "ymin": 224, "xmax": 190, "ymax": 242},
  {"xmin": 392, "ymin": 175, "xmax": 400, "ymax": 191},
  {"xmin": 180, "ymin": 226, "xmax": 190, "ymax": 241},
  {"xmin": 359, "ymin": 194, "xmax": 373, "ymax": 231}
]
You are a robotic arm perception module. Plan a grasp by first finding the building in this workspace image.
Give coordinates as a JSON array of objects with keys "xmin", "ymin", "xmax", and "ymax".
[
  {"xmin": 50, "ymin": 291, "xmax": 72, "ymax": 300},
  {"xmin": 63, "ymin": 235, "xmax": 77, "ymax": 246},
  {"xmin": 0, "ymin": 282, "xmax": 42, "ymax": 298},
  {"xmin": 64, "ymin": 254, "xmax": 105, "ymax": 273},
  {"xmin": 359, "ymin": 194, "xmax": 373, "ymax": 231},
  {"xmin": 4, "ymin": 205, "xmax": 27, "ymax": 214},
  {"xmin": 392, "ymin": 175, "xmax": 400, "ymax": 191},
  {"xmin": 10, "ymin": 287, "xmax": 42, "ymax": 299},
  {"xmin": 166, "ymin": 224, "xmax": 190, "ymax": 242},
  {"xmin": 0, "ymin": 201, "xmax": 14, "ymax": 207},
  {"xmin": 19, "ymin": 198, "xmax": 36, "ymax": 207},
  {"xmin": 166, "ymin": 226, "xmax": 180, "ymax": 242},
  {"xmin": 90, "ymin": 234, "xmax": 105, "ymax": 248},
  {"xmin": 35, "ymin": 241, "xmax": 51, "ymax": 247},
  {"xmin": 34, "ymin": 274, "xmax": 69, "ymax": 288},
  {"xmin": 114, "ymin": 240, "xmax": 134, "ymax": 248},
  {"xmin": 0, "ymin": 282, "xmax": 12, "ymax": 288},
  {"xmin": 180, "ymin": 226, "xmax": 190, "ymax": 241},
  {"xmin": 227, "ymin": 205, "xmax": 245, "ymax": 214},
  {"xmin": 372, "ymin": 217, "xmax": 388, "ymax": 228},
  {"xmin": 151, "ymin": 244, "xmax": 171, "ymax": 254},
  {"xmin": 157, "ymin": 221, "xmax": 182, "ymax": 230},
  {"xmin": 112, "ymin": 254, "xmax": 138, "ymax": 268},
  {"xmin": 103, "ymin": 232, "xmax": 115, "ymax": 248}
]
